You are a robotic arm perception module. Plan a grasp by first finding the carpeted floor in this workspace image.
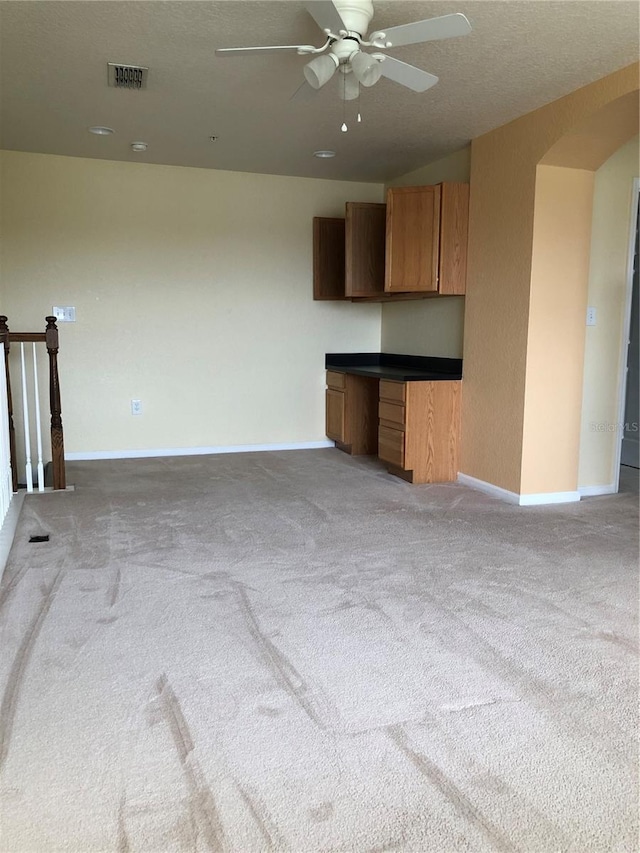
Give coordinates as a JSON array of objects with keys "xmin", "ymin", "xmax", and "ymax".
[{"xmin": 0, "ymin": 449, "xmax": 637, "ymax": 852}]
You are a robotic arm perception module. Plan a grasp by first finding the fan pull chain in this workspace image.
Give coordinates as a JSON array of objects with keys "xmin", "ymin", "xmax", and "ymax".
[{"xmin": 341, "ymin": 72, "xmax": 348, "ymax": 132}]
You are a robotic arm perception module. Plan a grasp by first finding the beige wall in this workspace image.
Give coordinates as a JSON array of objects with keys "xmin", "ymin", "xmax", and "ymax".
[
  {"xmin": 385, "ymin": 147, "xmax": 471, "ymax": 189},
  {"xmin": 380, "ymin": 147, "xmax": 470, "ymax": 357},
  {"xmin": 381, "ymin": 298, "xmax": 465, "ymax": 358},
  {"xmin": 0, "ymin": 151, "xmax": 383, "ymax": 454},
  {"xmin": 578, "ymin": 136, "xmax": 639, "ymax": 488},
  {"xmin": 521, "ymin": 165, "xmax": 595, "ymax": 494},
  {"xmin": 462, "ymin": 63, "xmax": 639, "ymax": 495}
]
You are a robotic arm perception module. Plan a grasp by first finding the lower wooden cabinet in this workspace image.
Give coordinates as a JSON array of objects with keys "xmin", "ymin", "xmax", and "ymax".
[
  {"xmin": 378, "ymin": 379, "xmax": 460, "ymax": 483},
  {"xmin": 325, "ymin": 371, "xmax": 378, "ymax": 455},
  {"xmin": 326, "ymin": 372, "xmax": 461, "ymax": 482},
  {"xmin": 326, "ymin": 388, "xmax": 346, "ymax": 443}
]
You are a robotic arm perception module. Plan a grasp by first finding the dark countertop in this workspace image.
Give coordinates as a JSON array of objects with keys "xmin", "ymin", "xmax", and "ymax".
[{"xmin": 325, "ymin": 353, "xmax": 462, "ymax": 382}]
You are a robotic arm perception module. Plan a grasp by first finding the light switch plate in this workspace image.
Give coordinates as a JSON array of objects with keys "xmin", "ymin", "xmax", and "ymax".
[
  {"xmin": 586, "ymin": 306, "xmax": 597, "ymax": 326},
  {"xmin": 52, "ymin": 306, "xmax": 76, "ymax": 322}
]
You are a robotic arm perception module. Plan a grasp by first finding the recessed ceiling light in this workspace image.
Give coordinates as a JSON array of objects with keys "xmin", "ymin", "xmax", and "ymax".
[
  {"xmin": 314, "ymin": 150, "xmax": 336, "ymax": 159},
  {"xmin": 88, "ymin": 126, "xmax": 114, "ymax": 136},
  {"xmin": 131, "ymin": 141, "xmax": 148, "ymax": 152}
]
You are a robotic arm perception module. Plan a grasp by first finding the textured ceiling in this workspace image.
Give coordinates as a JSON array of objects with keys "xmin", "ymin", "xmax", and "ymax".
[{"xmin": 0, "ymin": 1, "xmax": 638, "ymax": 182}]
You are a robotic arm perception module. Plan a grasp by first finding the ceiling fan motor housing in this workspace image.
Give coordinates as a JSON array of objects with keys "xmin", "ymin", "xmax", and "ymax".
[
  {"xmin": 331, "ymin": 36, "xmax": 361, "ymax": 64},
  {"xmin": 332, "ymin": 0, "xmax": 374, "ymax": 37}
]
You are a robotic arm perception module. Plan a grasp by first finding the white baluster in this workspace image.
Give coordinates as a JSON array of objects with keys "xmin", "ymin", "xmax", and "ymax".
[
  {"xmin": 20, "ymin": 343, "xmax": 33, "ymax": 493},
  {"xmin": 32, "ymin": 343, "xmax": 45, "ymax": 491}
]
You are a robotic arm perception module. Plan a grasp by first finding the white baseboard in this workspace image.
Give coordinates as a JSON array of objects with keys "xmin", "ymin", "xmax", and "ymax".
[
  {"xmin": 65, "ymin": 440, "xmax": 335, "ymax": 462},
  {"xmin": 457, "ymin": 473, "xmax": 581, "ymax": 506},
  {"xmin": 457, "ymin": 473, "xmax": 520, "ymax": 504},
  {"xmin": 518, "ymin": 491, "xmax": 581, "ymax": 506},
  {"xmin": 578, "ymin": 483, "xmax": 617, "ymax": 497}
]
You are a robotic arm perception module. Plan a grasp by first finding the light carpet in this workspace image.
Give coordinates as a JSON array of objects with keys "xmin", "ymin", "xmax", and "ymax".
[{"xmin": 0, "ymin": 450, "xmax": 637, "ymax": 852}]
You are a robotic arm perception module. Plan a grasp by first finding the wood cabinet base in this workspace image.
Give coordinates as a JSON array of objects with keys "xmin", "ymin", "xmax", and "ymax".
[
  {"xmin": 379, "ymin": 380, "xmax": 461, "ymax": 484},
  {"xmin": 334, "ymin": 439, "xmax": 354, "ymax": 455},
  {"xmin": 386, "ymin": 464, "xmax": 415, "ymax": 483},
  {"xmin": 326, "ymin": 372, "xmax": 378, "ymax": 456},
  {"xmin": 326, "ymin": 372, "xmax": 461, "ymax": 480}
]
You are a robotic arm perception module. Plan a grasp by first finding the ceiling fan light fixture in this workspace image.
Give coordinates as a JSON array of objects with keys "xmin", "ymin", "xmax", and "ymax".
[
  {"xmin": 304, "ymin": 53, "xmax": 339, "ymax": 89},
  {"xmin": 350, "ymin": 50, "xmax": 382, "ymax": 87},
  {"xmin": 339, "ymin": 70, "xmax": 360, "ymax": 101}
]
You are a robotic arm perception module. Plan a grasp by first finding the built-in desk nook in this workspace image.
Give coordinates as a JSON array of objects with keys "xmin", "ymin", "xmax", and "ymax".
[{"xmin": 325, "ymin": 353, "xmax": 462, "ymax": 484}]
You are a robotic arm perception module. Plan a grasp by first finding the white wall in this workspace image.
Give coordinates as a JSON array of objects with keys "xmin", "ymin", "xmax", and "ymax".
[
  {"xmin": 381, "ymin": 148, "xmax": 470, "ymax": 357},
  {"xmin": 578, "ymin": 136, "xmax": 639, "ymax": 489},
  {"xmin": 0, "ymin": 151, "xmax": 383, "ymax": 455}
]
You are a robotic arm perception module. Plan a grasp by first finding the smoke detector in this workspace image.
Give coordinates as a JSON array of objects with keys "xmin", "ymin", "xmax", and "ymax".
[{"xmin": 107, "ymin": 63, "xmax": 148, "ymax": 89}]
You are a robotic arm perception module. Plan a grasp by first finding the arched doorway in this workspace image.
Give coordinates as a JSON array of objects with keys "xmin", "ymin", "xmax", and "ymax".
[{"xmin": 521, "ymin": 92, "xmax": 639, "ymax": 496}]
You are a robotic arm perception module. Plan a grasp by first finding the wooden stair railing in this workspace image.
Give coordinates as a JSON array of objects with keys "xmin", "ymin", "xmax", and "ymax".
[
  {"xmin": 0, "ymin": 317, "xmax": 18, "ymax": 493},
  {"xmin": 0, "ymin": 315, "xmax": 66, "ymax": 491}
]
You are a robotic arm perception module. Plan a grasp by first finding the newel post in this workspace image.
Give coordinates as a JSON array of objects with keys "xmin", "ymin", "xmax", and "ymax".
[
  {"xmin": 0, "ymin": 316, "xmax": 18, "ymax": 492},
  {"xmin": 45, "ymin": 316, "xmax": 66, "ymax": 490}
]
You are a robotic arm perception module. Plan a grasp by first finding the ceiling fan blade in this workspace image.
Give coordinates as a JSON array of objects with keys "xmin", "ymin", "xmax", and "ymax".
[
  {"xmin": 304, "ymin": 1, "xmax": 346, "ymax": 34},
  {"xmin": 373, "ymin": 12, "xmax": 472, "ymax": 48},
  {"xmin": 377, "ymin": 57, "xmax": 439, "ymax": 93},
  {"xmin": 289, "ymin": 80, "xmax": 318, "ymax": 101},
  {"xmin": 215, "ymin": 44, "xmax": 316, "ymax": 57}
]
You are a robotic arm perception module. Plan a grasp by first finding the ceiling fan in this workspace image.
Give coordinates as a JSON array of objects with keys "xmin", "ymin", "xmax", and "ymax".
[{"xmin": 215, "ymin": 1, "xmax": 472, "ymax": 99}]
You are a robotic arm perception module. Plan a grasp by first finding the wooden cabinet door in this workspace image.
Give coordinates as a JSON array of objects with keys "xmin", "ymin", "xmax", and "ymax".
[
  {"xmin": 404, "ymin": 381, "xmax": 461, "ymax": 483},
  {"xmin": 345, "ymin": 202, "xmax": 386, "ymax": 297},
  {"xmin": 313, "ymin": 217, "xmax": 346, "ymax": 300},
  {"xmin": 385, "ymin": 186, "xmax": 441, "ymax": 293},
  {"xmin": 326, "ymin": 389, "xmax": 346, "ymax": 442}
]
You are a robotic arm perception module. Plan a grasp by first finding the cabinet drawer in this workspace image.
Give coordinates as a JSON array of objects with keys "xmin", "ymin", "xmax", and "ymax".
[
  {"xmin": 379, "ymin": 400, "xmax": 406, "ymax": 428},
  {"xmin": 378, "ymin": 425, "xmax": 405, "ymax": 468},
  {"xmin": 326, "ymin": 370, "xmax": 346, "ymax": 390},
  {"xmin": 379, "ymin": 380, "xmax": 406, "ymax": 404}
]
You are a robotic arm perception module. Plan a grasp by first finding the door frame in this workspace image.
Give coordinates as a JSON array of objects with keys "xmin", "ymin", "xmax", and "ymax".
[{"xmin": 613, "ymin": 176, "xmax": 640, "ymax": 490}]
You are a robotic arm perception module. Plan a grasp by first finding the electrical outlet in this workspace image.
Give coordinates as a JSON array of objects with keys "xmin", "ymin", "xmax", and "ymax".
[
  {"xmin": 586, "ymin": 306, "xmax": 597, "ymax": 326},
  {"xmin": 52, "ymin": 306, "xmax": 76, "ymax": 322},
  {"xmin": 131, "ymin": 399, "xmax": 142, "ymax": 416}
]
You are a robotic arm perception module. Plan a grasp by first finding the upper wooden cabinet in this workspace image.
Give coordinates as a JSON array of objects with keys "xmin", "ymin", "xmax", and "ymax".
[
  {"xmin": 385, "ymin": 185, "xmax": 440, "ymax": 293},
  {"xmin": 385, "ymin": 183, "xmax": 469, "ymax": 295},
  {"xmin": 313, "ymin": 217, "xmax": 346, "ymax": 300},
  {"xmin": 312, "ymin": 182, "xmax": 469, "ymax": 301},
  {"xmin": 345, "ymin": 202, "xmax": 386, "ymax": 298}
]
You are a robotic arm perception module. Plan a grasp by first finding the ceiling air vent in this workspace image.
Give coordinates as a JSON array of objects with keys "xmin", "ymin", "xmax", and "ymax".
[{"xmin": 107, "ymin": 63, "xmax": 148, "ymax": 89}]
